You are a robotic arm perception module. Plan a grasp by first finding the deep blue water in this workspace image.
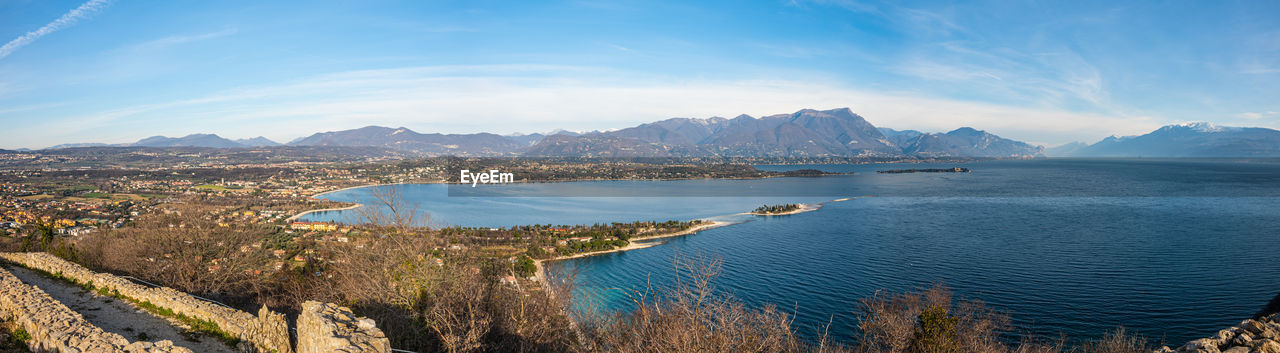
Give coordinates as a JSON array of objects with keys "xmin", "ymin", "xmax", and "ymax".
[{"xmin": 305, "ymin": 158, "xmax": 1280, "ymax": 345}]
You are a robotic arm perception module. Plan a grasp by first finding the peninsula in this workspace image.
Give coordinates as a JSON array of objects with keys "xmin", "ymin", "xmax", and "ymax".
[{"xmin": 877, "ymin": 167, "xmax": 971, "ymax": 174}]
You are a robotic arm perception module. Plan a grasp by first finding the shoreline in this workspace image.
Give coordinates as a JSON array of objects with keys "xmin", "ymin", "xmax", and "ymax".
[
  {"xmin": 285, "ymin": 203, "xmax": 362, "ymax": 222},
  {"xmin": 287, "ymin": 182, "xmax": 423, "ymax": 222},
  {"xmin": 547, "ymin": 219, "xmax": 732, "ymax": 262},
  {"xmin": 531, "ymin": 220, "xmax": 733, "ymax": 285},
  {"xmin": 308, "ymin": 182, "xmax": 421, "ymax": 199},
  {"xmin": 542, "ymin": 220, "xmax": 733, "ymax": 263}
]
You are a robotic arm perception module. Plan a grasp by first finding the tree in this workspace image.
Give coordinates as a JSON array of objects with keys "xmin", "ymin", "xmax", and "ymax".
[{"xmin": 513, "ymin": 256, "xmax": 536, "ymax": 278}]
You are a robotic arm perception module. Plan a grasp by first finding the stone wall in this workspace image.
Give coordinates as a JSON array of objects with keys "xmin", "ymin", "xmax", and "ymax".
[
  {"xmin": 1157, "ymin": 313, "xmax": 1280, "ymax": 353},
  {"xmin": 296, "ymin": 301, "xmax": 391, "ymax": 353},
  {"xmin": 0, "ymin": 252, "xmax": 291, "ymax": 353},
  {"xmin": 0, "ymin": 265, "xmax": 192, "ymax": 353}
]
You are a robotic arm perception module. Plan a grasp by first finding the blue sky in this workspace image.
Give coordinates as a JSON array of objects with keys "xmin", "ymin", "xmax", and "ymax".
[{"xmin": 1, "ymin": 0, "xmax": 1277, "ymax": 149}]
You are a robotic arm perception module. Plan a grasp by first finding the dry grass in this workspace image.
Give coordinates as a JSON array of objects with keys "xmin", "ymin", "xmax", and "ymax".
[{"xmin": 583, "ymin": 254, "xmax": 813, "ymax": 353}]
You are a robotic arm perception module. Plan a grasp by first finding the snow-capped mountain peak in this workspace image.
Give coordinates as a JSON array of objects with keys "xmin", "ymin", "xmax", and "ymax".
[{"xmin": 1169, "ymin": 122, "xmax": 1240, "ymax": 133}]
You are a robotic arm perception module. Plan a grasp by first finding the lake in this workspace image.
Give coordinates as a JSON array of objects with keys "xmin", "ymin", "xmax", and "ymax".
[{"xmin": 303, "ymin": 158, "xmax": 1280, "ymax": 345}]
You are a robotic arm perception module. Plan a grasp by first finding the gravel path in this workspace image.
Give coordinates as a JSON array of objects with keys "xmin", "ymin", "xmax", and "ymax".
[{"xmin": 2, "ymin": 264, "xmax": 238, "ymax": 353}]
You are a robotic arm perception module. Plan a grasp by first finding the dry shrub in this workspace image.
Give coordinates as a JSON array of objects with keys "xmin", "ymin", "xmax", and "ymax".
[
  {"xmin": 488, "ymin": 280, "xmax": 578, "ymax": 352},
  {"xmin": 75, "ymin": 218, "xmax": 268, "ymax": 300},
  {"xmin": 586, "ymin": 254, "xmax": 816, "ymax": 353},
  {"xmin": 0, "ymin": 237, "xmax": 19, "ymax": 252},
  {"xmin": 854, "ymin": 284, "xmax": 1062, "ymax": 353},
  {"xmin": 323, "ymin": 234, "xmax": 484, "ymax": 352},
  {"xmin": 1077, "ymin": 328, "xmax": 1148, "ymax": 353},
  {"xmin": 323, "ymin": 234, "xmax": 576, "ymax": 353}
]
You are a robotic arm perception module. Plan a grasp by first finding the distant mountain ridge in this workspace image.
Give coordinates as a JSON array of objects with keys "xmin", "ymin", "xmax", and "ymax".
[
  {"xmin": 44, "ymin": 142, "xmax": 113, "ymax": 150},
  {"xmin": 40, "ymin": 108, "xmax": 1280, "ymax": 158},
  {"xmin": 532, "ymin": 108, "xmax": 900, "ymax": 157},
  {"xmin": 1044, "ymin": 142, "xmax": 1089, "ymax": 157},
  {"xmin": 43, "ymin": 134, "xmax": 281, "ymax": 149},
  {"xmin": 287, "ymin": 126, "xmax": 524, "ymax": 156},
  {"xmin": 527, "ymin": 108, "xmax": 1041, "ymax": 158},
  {"xmin": 1064, "ymin": 122, "xmax": 1280, "ymax": 157},
  {"xmin": 878, "ymin": 128, "xmax": 925, "ymax": 148},
  {"xmin": 900, "ymin": 127, "xmax": 1044, "ymax": 157},
  {"xmin": 235, "ymin": 137, "xmax": 281, "ymax": 147},
  {"xmin": 33, "ymin": 108, "xmax": 1050, "ymax": 157},
  {"xmin": 133, "ymin": 134, "xmax": 244, "ymax": 148}
]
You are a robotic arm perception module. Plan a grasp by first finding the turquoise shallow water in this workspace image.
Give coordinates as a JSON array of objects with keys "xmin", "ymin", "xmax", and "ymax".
[{"xmin": 305, "ymin": 158, "xmax": 1280, "ymax": 345}]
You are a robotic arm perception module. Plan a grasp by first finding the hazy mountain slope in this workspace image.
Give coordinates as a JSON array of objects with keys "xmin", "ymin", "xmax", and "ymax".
[
  {"xmin": 505, "ymin": 133, "xmax": 546, "ymax": 146},
  {"xmin": 607, "ymin": 123, "xmax": 699, "ymax": 146},
  {"xmin": 878, "ymin": 128, "xmax": 925, "ymax": 149},
  {"xmin": 289, "ymin": 126, "xmax": 407, "ymax": 146},
  {"xmin": 648, "ymin": 117, "xmax": 729, "ymax": 144},
  {"xmin": 289, "ymin": 126, "xmax": 523, "ymax": 156},
  {"xmin": 903, "ymin": 128, "xmax": 1044, "ymax": 157},
  {"xmin": 785, "ymin": 108, "xmax": 900, "ymax": 154},
  {"xmin": 696, "ymin": 108, "xmax": 900, "ymax": 157},
  {"xmin": 235, "ymin": 137, "xmax": 281, "ymax": 147},
  {"xmin": 35, "ymin": 107, "xmax": 1238, "ymax": 158},
  {"xmin": 1073, "ymin": 123, "xmax": 1280, "ymax": 157},
  {"xmin": 1044, "ymin": 142, "xmax": 1089, "ymax": 157},
  {"xmin": 43, "ymin": 143, "xmax": 113, "ymax": 150},
  {"xmin": 525, "ymin": 108, "xmax": 1048, "ymax": 157},
  {"xmin": 132, "ymin": 134, "xmax": 245, "ymax": 148},
  {"xmin": 522, "ymin": 134, "xmax": 691, "ymax": 157},
  {"xmin": 703, "ymin": 119, "xmax": 851, "ymax": 156}
]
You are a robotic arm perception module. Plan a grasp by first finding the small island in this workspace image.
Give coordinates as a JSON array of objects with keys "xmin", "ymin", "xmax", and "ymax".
[
  {"xmin": 751, "ymin": 203, "xmax": 808, "ymax": 215},
  {"xmin": 877, "ymin": 167, "xmax": 970, "ymax": 174}
]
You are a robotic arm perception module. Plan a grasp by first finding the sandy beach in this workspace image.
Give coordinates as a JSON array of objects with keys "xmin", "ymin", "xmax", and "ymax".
[
  {"xmin": 285, "ymin": 203, "xmax": 362, "ymax": 222},
  {"xmin": 307, "ymin": 181, "xmax": 425, "ymax": 198}
]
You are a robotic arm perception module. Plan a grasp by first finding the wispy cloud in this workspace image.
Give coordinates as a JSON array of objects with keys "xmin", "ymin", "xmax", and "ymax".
[
  {"xmin": 898, "ymin": 7, "xmax": 964, "ymax": 37},
  {"xmin": 789, "ymin": 0, "xmax": 881, "ymax": 15},
  {"xmin": 1239, "ymin": 62, "xmax": 1280, "ymax": 75},
  {"xmin": 0, "ymin": 0, "xmax": 113, "ymax": 60},
  {"xmin": 1238, "ymin": 111, "xmax": 1279, "ymax": 120},
  {"xmin": 131, "ymin": 28, "xmax": 239, "ymax": 51},
  {"xmin": 891, "ymin": 40, "xmax": 1116, "ymax": 116},
  {"xmin": 894, "ymin": 58, "xmax": 1003, "ymax": 82}
]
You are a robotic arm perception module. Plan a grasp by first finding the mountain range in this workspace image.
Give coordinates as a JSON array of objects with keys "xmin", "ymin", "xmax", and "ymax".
[
  {"xmin": 518, "ymin": 108, "xmax": 1044, "ymax": 157},
  {"xmin": 35, "ymin": 108, "xmax": 1280, "ymax": 158},
  {"xmin": 1047, "ymin": 122, "xmax": 1280, "ymax": 157},
  {"xmin": 45, "ymin": 134, "xmax": 282, "ymax": 150}
]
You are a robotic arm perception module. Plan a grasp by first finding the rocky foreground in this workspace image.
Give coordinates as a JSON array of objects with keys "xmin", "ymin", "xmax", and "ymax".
[{"xmin": 1159, "ymin": 312, "xmax": 1280, "ymax": 353}]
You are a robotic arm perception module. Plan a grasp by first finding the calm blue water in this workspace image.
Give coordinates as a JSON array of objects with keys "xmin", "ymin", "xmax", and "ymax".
[{"xmin": 305, "ymin": 158, "xmax": 1280, "ymax": 345}]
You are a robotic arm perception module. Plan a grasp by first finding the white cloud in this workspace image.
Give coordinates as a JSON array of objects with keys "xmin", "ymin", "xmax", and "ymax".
[
  {"xmin": 8, "ymin": 65, "xmax": 1164, "ymax": 148},
  {"xmin": 1238, "ymin": 111, "xmax": 1279, "ymax": 120},
  {"xmin": 0, "ymin": 0, "xmax": 112, "ymax": 60}
]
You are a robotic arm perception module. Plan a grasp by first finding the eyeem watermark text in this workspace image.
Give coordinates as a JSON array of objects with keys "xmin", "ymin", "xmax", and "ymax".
[{"xmin": 460, "ymin": 169, "xmax": 514, "ymax": 187}]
